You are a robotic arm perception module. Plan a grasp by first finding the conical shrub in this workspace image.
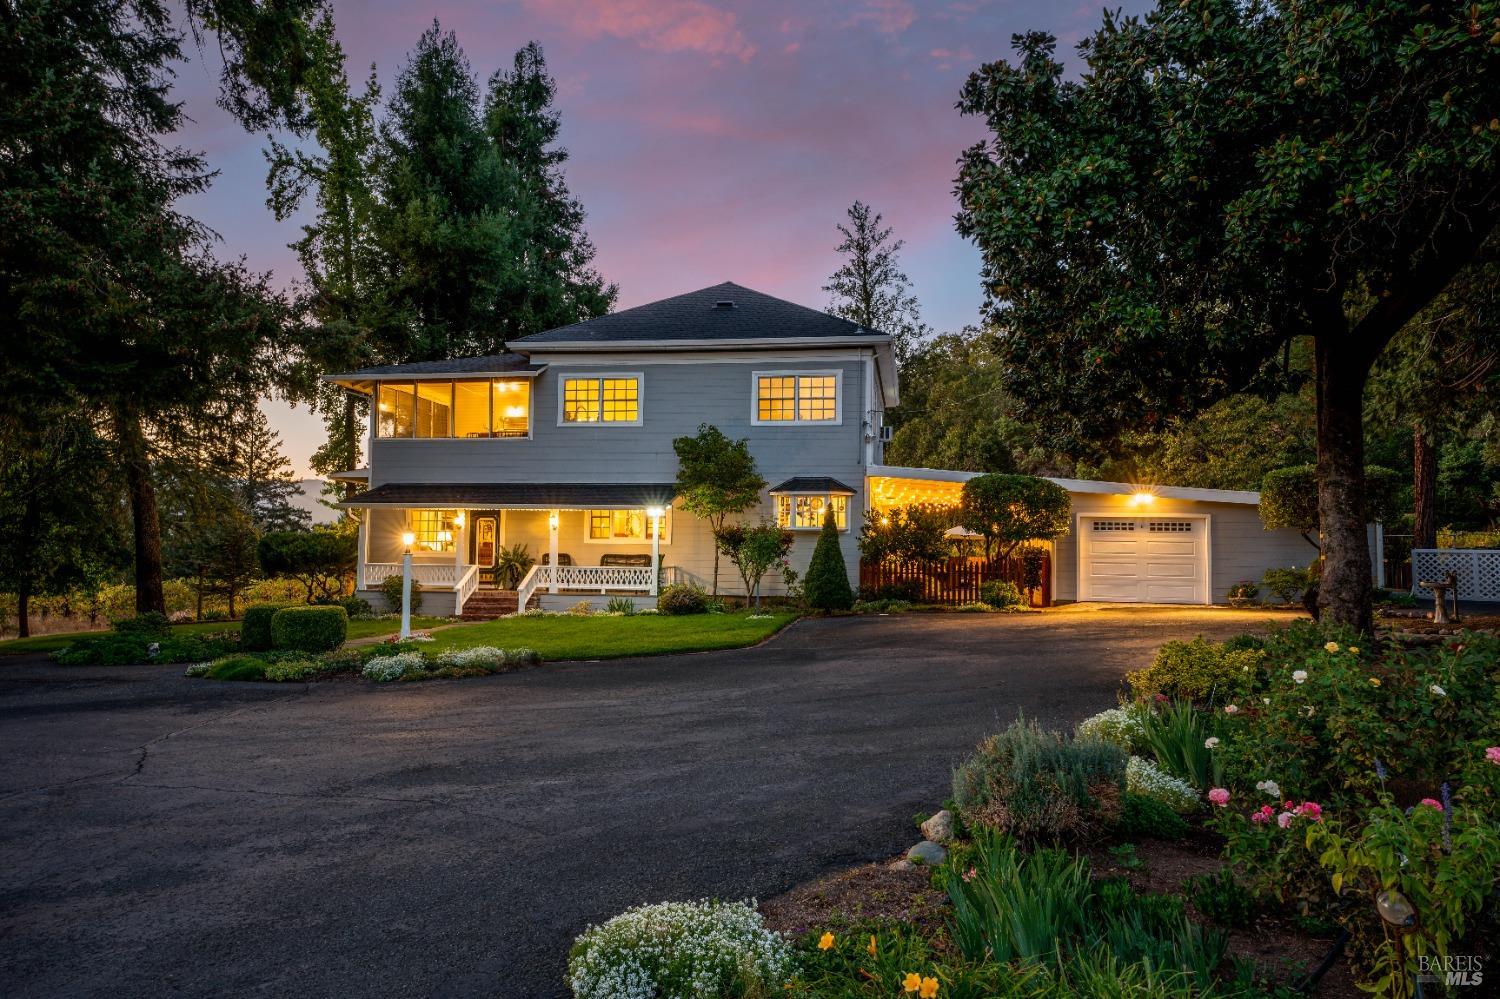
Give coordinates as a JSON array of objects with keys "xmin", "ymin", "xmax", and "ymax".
[{"xmin": 803, "ymin": 508, "xmax": 853, "ymax": 610}]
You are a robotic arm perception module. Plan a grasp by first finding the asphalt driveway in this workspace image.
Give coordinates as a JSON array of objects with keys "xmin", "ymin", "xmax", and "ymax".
[{"xmin": 0, "ymin": 607, "xmax": 1294, "ymax": 998}]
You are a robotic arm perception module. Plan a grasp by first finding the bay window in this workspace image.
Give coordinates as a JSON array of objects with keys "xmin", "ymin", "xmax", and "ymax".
[{"xmin": 775, "ymin": 494, "xmax": 849, "ymax": 531}]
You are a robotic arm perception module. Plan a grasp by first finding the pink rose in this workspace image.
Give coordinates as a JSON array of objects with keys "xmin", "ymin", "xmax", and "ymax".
[
  {"xmin": 1250, "ymin": 810, "xmax": 1269, "ymax": 824},
  {"xmin": 1486, "ymin": 747, "xmax": 1500, "ymax": 765},
  {"xmin": 1277, "ymin": 811, "xmax": 1294, "ymax": 828},
  {"xmin": 1418, "ymin": 798, "xmax": 1443, "ymax": 811},
  {"xmin": 1296, "ymin": 801, "xmax": 1323, "ymax": 821},
  {"xmin": 1208, "ymin": 787, "xmax": 1230, "ymax": 807}
]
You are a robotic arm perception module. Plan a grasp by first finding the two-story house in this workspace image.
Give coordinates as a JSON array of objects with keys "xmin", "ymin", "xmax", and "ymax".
[{"xmin": 329, "ymin": 282, "xmax": 1364, "ymax": 616}]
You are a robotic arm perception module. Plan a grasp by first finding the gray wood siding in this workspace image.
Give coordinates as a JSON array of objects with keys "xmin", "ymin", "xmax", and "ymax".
[{"xmin": 366, "ymin": 355, "xmax": 870, "ymax": 591}]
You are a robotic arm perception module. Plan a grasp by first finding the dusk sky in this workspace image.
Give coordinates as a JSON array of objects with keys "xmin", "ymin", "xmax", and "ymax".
[{"xmin": 170, "ymin": 0, "xmax": 1147, "ymax": 476}]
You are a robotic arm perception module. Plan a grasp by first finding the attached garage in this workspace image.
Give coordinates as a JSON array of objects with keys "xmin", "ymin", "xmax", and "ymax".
[
  {"xmin": 867, "ymin": 466, "xmax": 1354, "ymax": 606},
  {"xmin": 1077, "ymin": 515, "xmax": 1208, "ymax": 604}
]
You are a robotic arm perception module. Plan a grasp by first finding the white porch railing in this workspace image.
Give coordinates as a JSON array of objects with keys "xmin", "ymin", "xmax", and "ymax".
[
  {"xmin": 516, "ymin": 564, "xmax": 544, "ymax": 611},
  {"xmin": 455, "ymin": 564, "xmax": 480, "ymax": 608},
  {"xmin": 1411, "ymin": 548, "xmax": 1500, "ymax": 602},
  {"xmin": 363, "ymin": 562, "xmax": 466, "ymax": 588},
  {"xmin": 547, "ymin": 564, "xmax": 655, "ymax": 593}
]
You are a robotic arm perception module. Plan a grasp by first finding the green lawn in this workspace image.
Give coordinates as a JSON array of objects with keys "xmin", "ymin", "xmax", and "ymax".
[
  {"xmin": 423, "ymin": 612, "xmax": 799, "ymax": 661},
  {"xmin": 0, "ymin": 616, "xmax": 449, "ymax": 655}
]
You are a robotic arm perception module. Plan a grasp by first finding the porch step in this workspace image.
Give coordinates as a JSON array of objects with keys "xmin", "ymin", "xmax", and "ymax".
[{"xmin": 459, "ymin": 589, "xmax": 538, "ymax": 621}]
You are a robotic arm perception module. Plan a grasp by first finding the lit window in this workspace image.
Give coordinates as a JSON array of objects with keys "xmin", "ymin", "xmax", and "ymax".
[
  {"xmin": 775, "ymin": 494, "xmax": 848, "ymax": 530},
  {"xmin": 376, "ymin": 383, "xmax": 415, "ymax": 437},
  {"xmin": 414, "ymin": 382, "xmax": 451, "ymax": 438},
  {"xmin": 587, "ymin": 509, "xmax": 668, "ymax": 541},
  {"xmin": 453, "ymin": 381, "xmax": 490, "ymax": 438},
  {"xmin": 562, "ymin": 375, "xmax": 642, "ymax": 424},
  {"xmin": 408, "ymin": 510, "xmax": 457, "ymax": 552},
  {"xmin": 491, "ymin": 379, "xmax": 531, "ymax": 437},
  {"xmin": 755, "ymin": 372, "xmax": 839, "ymax": 423}
]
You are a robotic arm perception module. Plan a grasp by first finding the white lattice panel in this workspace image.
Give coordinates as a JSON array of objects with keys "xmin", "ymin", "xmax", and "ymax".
[
  {"xmin": 550, "ymin": 565, "xmax": 653, "ymax": 591},
  {"xmin": 1411, "ymin": 549, "xmax": 1500, "ymax": 602}
]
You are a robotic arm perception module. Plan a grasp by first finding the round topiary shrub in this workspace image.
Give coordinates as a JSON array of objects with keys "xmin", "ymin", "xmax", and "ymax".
[
  {"xmin": 270, "ymin": 605, "xmax": 348, "ymax": 653},
  {"xmin": 657, "ymin": 582, "xmax": 708, "ymax": 615},
  {"xmin": 567, "ymin": 899, "xmax": 795, "ymax": 999},
  {"xmin": 240, "ymin": 604, "xmax": 290, "ymax": 652},
  {"xmin": 803, "ymin": 509, "xmax": 853, "ymax": 611},
  {"xmin": 979, "ymin": 579, "xmax": 1024, "ymax": 609}
]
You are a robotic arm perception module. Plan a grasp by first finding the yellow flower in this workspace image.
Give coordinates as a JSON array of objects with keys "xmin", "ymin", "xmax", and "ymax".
[
  {"xmin": 1350, "ymin": 646, "xmax": 1360, "ymax": 654},
  {"xmin": 818, "ymin": 932, "xmax": 835, "ymax": 951},
  {"xmin": 920, "ymin": 977, "xmax": 941, "ymax": 998},
  {"xmin": 1324, "ymin": 641, "xmax": 1340, "ymax": 653},
  {"xmin": 867, "ymin": 935, "xmax": 877, "ymax": 956},
  {"xmin": 904, "ymin": 972, "xmax": 923, "ymax": 993},
  {"xmin": 1369, "ymin": 677, "xmax": 1382, "ymax": 687}
]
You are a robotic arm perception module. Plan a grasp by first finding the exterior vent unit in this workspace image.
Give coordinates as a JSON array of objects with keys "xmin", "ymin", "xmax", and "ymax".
[
  {"xmin": 713, "ymin": 300, "xmax": 736, "ymax": 310},
  {"xmin": 879, "ymin": 424, "xmax": 894, "ymax": 443}
]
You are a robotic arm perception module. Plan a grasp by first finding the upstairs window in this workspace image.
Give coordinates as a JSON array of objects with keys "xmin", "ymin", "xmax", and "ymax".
[
  {"xmin": 754, "ymin": 371, "xmax": 840, "ymax": 424},
  {"xmin": 775, "ymin": 494, "xmax": 849, "ymax": 531},
  {"xmin": 560, "ymin": 375, "xmax": 642, "ymax": 425},
  {"xmin": 375, "ymin": 379, "xmax": 531, "ymax": 438}
]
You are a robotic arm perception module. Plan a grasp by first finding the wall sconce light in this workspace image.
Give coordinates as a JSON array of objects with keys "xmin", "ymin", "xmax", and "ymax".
[
  {"xmin": 1130, "ymin": 490, "xmax": 1156, "ymax": 506},
  {"xmin": 548, "ymin": 513, "xmax": 559, "ymax": 530},
  {"xmin": 645, "ymin": 505, "xmax": 666, "ymax": 520}
]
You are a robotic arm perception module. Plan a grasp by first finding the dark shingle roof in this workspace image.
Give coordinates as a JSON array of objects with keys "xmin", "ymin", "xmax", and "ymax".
[
  {"xmin": 329, "ymin": 353, "xmax": 542, "ymax": 379},
  {"xmin": 342, "ymin": 482, "xmax": 678, "ymax": 508},
  {"xmin": 513, "ymin": 282, "xmax": 883, "ymax": 345},
  {"xmin": 768, "ymin": 477, "xmax": 857, "ymax": 495}
]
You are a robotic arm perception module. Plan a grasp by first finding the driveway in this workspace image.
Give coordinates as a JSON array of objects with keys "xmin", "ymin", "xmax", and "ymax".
[{"xmin": 0, "ymin": 607, "xmax": 1294, "ymax": 998}]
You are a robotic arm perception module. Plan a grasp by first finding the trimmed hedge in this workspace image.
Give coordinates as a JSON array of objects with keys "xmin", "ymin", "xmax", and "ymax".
[
  {"xmin": 241, "ymin": 604, "xmax": 289, "ymax": 652},
  {"xmin": 270, "ymin": 605, "xmax": 348, "ymax": 653}
]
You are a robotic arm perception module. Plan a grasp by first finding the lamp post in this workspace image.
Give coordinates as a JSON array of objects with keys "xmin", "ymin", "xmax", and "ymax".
[
  {"xmin": 646, "ymin": 506, "xmax": 666, "ymax": 596},
  {"xmin": 399, "ymin": 531, "xmax": 415, "ymax": 639}
]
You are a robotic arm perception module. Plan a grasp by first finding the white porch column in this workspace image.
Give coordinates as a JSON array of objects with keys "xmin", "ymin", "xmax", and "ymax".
[
  {"xmin": 357, "ymin": 508, "xmax": 369, "ymax": 590},
  {"xmin": 648, "ymin": 506, "xmax": 664, "ymax": 596},
  {"xmin": 454, "ymin": 510, "xmax": 467, "ymax": 574},
  {"xmin": 548, "ymin": 509, "xmax": 560, "ymax": 594}
]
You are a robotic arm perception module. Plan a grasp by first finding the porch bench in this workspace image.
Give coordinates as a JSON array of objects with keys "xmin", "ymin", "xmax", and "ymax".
[{"xmin": 598, "ymin": 554, "xmax": 654, "ymax": 568}]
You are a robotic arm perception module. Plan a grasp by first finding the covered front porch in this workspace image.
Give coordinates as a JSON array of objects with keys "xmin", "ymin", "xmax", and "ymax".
[{"xmin": 342, "ymin": 483, "xmax": 682, "ymax": 616}]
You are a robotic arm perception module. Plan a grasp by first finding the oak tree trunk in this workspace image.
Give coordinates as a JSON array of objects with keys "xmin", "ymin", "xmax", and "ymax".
[
  {"xmin": 114, "ymin": 405, "xmax": 166, "ymax": 615},
  {"xmin": 1412, "ymin": 426, "xmax": 1438, "ymax": 550},
  {"xmin": 1313, "ymin": 338, "xmax": 1375, "ymax": 633}
]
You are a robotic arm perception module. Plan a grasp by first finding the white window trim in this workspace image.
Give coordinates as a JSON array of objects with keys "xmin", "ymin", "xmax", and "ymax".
[
  {"xmin": 751, "ymin": 369, "xmax": 844, "ymax": 426},
  {"xmin": 581, "ymin": 508, "xmax": 673, "ymax": 545},
  {"xmin": 373, "ymin": 379, "xmax": 535, "ymax": 441},
  {"xmin": 772, "ymin": 492, "xmax": 852, "ymax": 532},
  {"xmin": 556, "ymin": 372, "xmax": 645, "ymax": 427}
]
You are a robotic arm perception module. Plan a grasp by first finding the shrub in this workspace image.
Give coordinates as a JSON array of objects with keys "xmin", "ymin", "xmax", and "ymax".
[
  {"xmin": 858, "ymin": 579, "xmax": 925, "ymax": 603},
  {"xmin": 567, "ymin": 899, "xmax": 795, "ymax": 999},
  {"xmin": 262, "ymin": 658, "xmax": 328, "ymax": 682},
  {"xmin": 959, "ymin": 473, "xmax": 1072, "ymax": 559},
  {"xmin": 1183, "ymin": 869, "xmax": 1255, "ymax": 928},
  {"xmin": 604, "ymin": 596, "xmax": 636, "ymax": 616},
  {"xmin": 803, "ymin": 509, "xmax": 854, "ymax": 611},
  {"xmin": 204, "ymin": 654, "xmax": 270, "ymax": 681},
  {"xmin": 504, "ymin": 648, "xmax": 540, "ymax": 668},
  {"xmin": 1226, "ymin": 580, "xmax": 1259, "ymax": 603},
  {"xmin": 566, "ymin": 600, "xmax": 595, "ymax": 616},
  {"xmin": 657, "ymin": 582, "xmax": 708, "ymax": 615},
  {"xmin": 270, "ymin": 605, "xmax": 348, "ymax": 653},
  {"xmin": 1075, "ymin": 706, "xmax": 1147, "ymax": 754},
  {"xmin": 362, "ymin": 651, "xmax": 427, "ymax": 682},
  {"xmin": 1139, "ymin": 700, "xmax": 1223, "ymax": 791},
  {"xmin": 851, "ymin": 598, "xmax": 912, "ymax": 614},
  {"xmin": 240, "ymin": 604, "xmax": 288, "ymax": 652},
  {"xmin": 1126, "ymin": 637, "xmax": 1262, "ymax": 703},
  {"xmin": 952, "ymin": 718, "xmax": 1127, "ymax": 841},
  {"xmin": 339, "ymin": 595, "xmax": 374, "ymax": 618},
  {"xmin": 111, "ymin": 611, "xmax": 171, "ymax": 636},
  {"xmin": 1261, "ymin": 565, "xmax": 1314, "ymax": 604},
  {"xmin": 379, "ymin": 572, "xmax": 422, "ymax": 614},
  {"xmin": 1112, "ymin": 793, "xmax": 1190, "ymax": 841},
  {"xmin": 257, "ymin": 528, "xmax": 355, "ymax": 602},
  {"xmin": 1125, "ymin": 756, "xmax": 1201, "ymax": 814},
  {"xmin": 979, "ymin": 579, "xmax": 1024, "ymax": 609},
  {"xmin": 183, "ymin": 661, "xmax": 214, "ymax": 678},
  {"xmin": 53, "ymin": 632, "xmax": 234, "ymax": 666}
]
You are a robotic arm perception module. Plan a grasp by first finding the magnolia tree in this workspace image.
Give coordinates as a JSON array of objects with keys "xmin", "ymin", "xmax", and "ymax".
[
  {"xmin": 954, "ymin": 2, "xmax": 1500, "ymax": 631},
  {"xmin": 959, "ymin": 474, "xmax": 1071, "ymax": 559}
]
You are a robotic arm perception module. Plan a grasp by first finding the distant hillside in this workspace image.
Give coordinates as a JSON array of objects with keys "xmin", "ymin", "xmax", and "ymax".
[{"xmin": 291, "ymin": 479, "xmax": 341, "ymax": 526}]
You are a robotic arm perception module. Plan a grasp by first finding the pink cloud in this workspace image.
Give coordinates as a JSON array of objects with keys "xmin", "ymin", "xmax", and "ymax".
[
  {"xmin": 523, "ymin": 0, "xmax": 757, "ymax": 62},
  {"xmin": 847, "ymin": 0, "xmax": 916, "ymax": 35}
]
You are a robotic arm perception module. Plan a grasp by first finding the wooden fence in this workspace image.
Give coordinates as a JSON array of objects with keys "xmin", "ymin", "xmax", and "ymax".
[{"xmin": 859, "ymin": 554, "xmax": 1052, "ymax": 607}]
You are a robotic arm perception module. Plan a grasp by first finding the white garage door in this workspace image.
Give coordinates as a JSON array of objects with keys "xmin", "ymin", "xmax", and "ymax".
[{"xmin": 1078, "ymin": 516, "xmax": 1208, "ymax": 604}]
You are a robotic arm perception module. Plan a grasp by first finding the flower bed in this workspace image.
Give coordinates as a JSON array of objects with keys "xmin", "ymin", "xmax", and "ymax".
[
  {"xmin": 185, "ymin": 643, "xmax": 543, "ymax": 683},
  {"xmin": 564, "ymin": 622, "xmax": 1498, "ymax": 997}
]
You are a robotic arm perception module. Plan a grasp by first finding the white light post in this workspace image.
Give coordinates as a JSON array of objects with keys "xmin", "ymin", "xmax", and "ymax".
[
  {"xmin": 646, "ymin": 506, "xmax": 665, "ymax": 596},
  {"xmin": 548, "ymin": 511, "xmax": 560, "ymax": 594},
  {"xmin": 399, "ymin": 531, "xmax": 415, "ymax": 639}
]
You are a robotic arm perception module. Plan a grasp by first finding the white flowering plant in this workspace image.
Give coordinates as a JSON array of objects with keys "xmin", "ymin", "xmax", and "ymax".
[
  {"xmin": 433, "ymin": 646, "xmax": 506, "ymax": 670},
  {"xmin": 362, "ymin": 651, "xmax": 428, "ymax": 682},
  {"xmin": 567, "ymin": 899, "xmax": 796, "ymax": 999},
  {"xmin": 1075, "ymin": 706, "xmax": 1148, "ymax": 754},
  {"xmin": 1126, "ymin": 756, "xmax": 1201, "ymax": 813}
]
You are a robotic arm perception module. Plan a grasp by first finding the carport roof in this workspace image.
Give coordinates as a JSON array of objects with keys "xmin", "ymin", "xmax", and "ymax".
[
  {"xmin": 339, "ymin": 482, "xmax": 679, "ymax": 509},
  {"xmin": 867, "ymin": 465, "xmax": 1262, "ymax": 506}
]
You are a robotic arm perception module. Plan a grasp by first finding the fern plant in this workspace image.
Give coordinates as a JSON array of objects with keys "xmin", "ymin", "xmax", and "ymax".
[{"xmin": 494, "ymin": 544, "xmax": 535, "ymax": 588}]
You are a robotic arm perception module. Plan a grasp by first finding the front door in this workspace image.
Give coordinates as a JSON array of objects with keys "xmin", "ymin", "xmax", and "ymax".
[{"xmin": 473, "ymin": 515, "xmax": 499, "ymax": 586}]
